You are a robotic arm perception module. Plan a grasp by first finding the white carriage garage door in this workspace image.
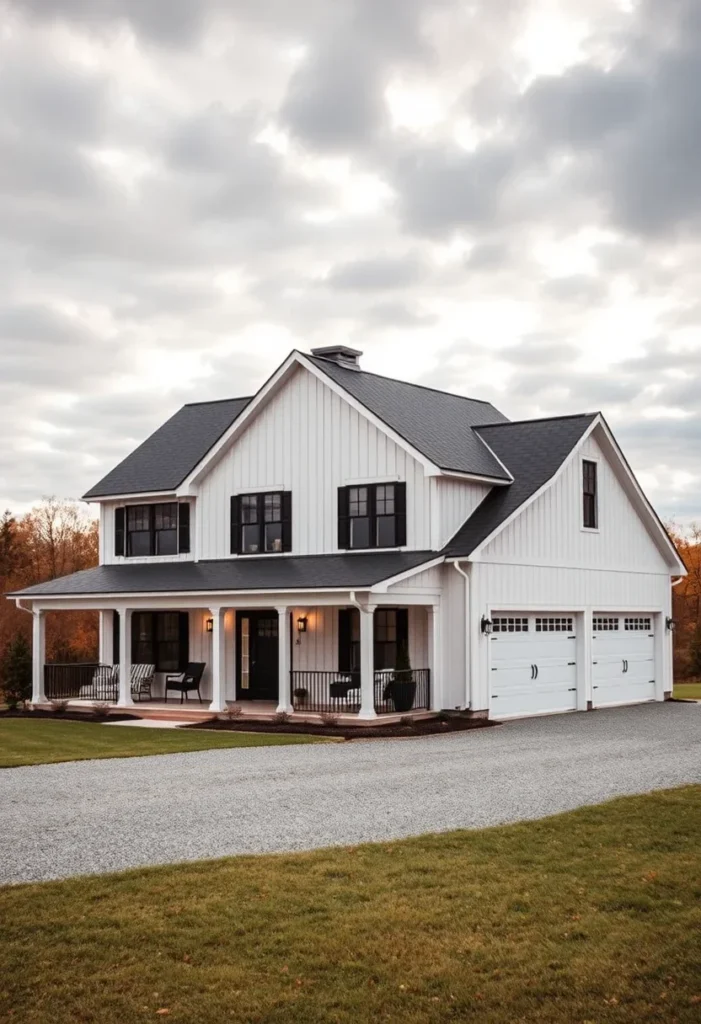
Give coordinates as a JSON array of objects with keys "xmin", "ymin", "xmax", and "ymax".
[
  {"xmin": 489, "ymin": 614, "xmax": 577, "ymax": 718},
  {"xmin": 592, "ymin": 615, "xmax": 655, "ymax": 707}
]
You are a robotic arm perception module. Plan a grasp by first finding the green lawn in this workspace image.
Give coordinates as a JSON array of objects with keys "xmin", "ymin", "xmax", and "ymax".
[
  {"xmin": 0, "ymin": 718, "xmax": 329, "ymax": 768},
  {"xmin": 1, "ymin": 788, "xmax": 700, "ymax": 1023},
  {"xmin": 673, "ymin": 682, "xmax": 701, "ymax": 700}
]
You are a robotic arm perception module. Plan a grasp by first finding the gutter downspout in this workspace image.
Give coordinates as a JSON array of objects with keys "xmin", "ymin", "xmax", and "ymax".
[{"xmin": 452, "ymin": 562, "xmax": 472, "ymax": 710}]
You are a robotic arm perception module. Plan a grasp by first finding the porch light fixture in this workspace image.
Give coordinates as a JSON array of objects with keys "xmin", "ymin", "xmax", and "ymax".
[
  {"xmin": 297, "ymin": 616, "xmax": 308, "ymax": 634},
  {"xmin": 205, "ymin": 618, "xmax": 214, "ymax": 633},
  {"xmin": 666, "ymin": 616, "xmax": 677, "ymax": 632},
  {"xmin": 481, "ymin": 615, "xmax": 493, "ymax": 635}
]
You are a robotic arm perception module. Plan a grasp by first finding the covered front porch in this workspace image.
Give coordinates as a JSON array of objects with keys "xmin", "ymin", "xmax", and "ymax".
[{"xmin": 31, "ymin": 598, "xmax": 440, "ymax": 722}]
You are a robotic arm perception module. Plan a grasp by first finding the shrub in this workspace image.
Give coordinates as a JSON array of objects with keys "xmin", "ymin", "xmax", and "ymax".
[
  {"xmin": 222, "ymin": 704, "xmax": 243, "ymax": 720},
  {"xmin": 273, "ymin": 710, "xmax": 291, "ymax": 725},
  {"xmin": 91, "ymin": 702, "xmax": 111, "ymax": 720},
  {"xmin": 1, "ymin": 633, "xmax": 32, "ymax": 709},
  {"xmin": 399, "ymin": 715, "xmax": 416, "ymax": 728},
  {"xmin": 50, "ymin": 699, "xmax": 70, "ymax": 715},
  {"xmin": 319, "ymin": 712, "xmax": 338, "ymax": 728}
]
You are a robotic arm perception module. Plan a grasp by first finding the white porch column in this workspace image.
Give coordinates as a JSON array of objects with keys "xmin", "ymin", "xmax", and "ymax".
[
  {"xmin": 358, "ymin": 605, "xmax": 377, "ymax": 720},
  {"xmin": 31, "ymin": 609, "xmax": 47, "ymax": 705},
  {"xmin": 117, "ymin": 607, "xmax": 133, "ymax": 707},
  {"xmin": 277, "ymin": 606, "xmax": 293, "ymax": 713},
  {"xmin": 428, "ymin": 602, "xmax": 442, "ymax": 711},
  {"xmin": 99, "ymin": 610, "xmax": 114, "ymax": 664},
  {"xmin": 209, "ymin": 607, "xmax": 227, "ymax": 713}
]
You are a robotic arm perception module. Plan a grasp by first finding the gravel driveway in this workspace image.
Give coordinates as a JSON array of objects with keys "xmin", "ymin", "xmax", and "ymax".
[{"xmin": 1, "ymin": 702, "xmax": 699, "ymax": 885}]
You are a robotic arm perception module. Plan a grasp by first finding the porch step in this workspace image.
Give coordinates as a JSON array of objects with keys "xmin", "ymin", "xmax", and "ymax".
[{"xmin": 120, "ymin": 708, "xmax": 216, "ymax": 723}]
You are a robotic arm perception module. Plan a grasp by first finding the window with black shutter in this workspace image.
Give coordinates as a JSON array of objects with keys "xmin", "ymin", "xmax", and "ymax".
[
  {"xmin": 120, "ymin": 502, "xmax": 191, "ymax": 557},
  {"xmin": 338, "ymin": 607, "xmax": 408, "ymax": 672},
  {"xmin": 232, "ymin": 492, "xmax": 292, "ymax": 554},
  {"xmin": 337, "ymin": 482, "xmax": 407, "ymax": 549},
  {"xmin": 582, "ymin": 460, "xmax": 598, "ymax": 529},
  {"xmin": 130, "ymin": 611, "xmax": 189, "ymax": 671}
]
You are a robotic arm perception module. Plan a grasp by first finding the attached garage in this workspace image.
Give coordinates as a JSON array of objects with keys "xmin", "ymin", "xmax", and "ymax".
[
  {"xmin": 592, "ymin": 614, "xmax": 656, "ymax": 707},
  {"xmin": 489, "ymin": 613, "xmax": 578, "ymax": 718}
]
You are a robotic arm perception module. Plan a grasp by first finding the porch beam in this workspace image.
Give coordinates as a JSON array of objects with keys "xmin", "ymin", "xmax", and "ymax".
[
  {"xmin": 209, "ymin": 607, "xmax": 227, "ymax": 713},
  {"xmin": 358, "ymin": 606, "xmax": 377, "ymax": 720},
  {"xmin": 117, "ymin": 608, "xmax": 133, "ymax": 707},
  {"xmin": 31, "ymin": 609, "xmax": 47, "ymax": 705},
  {"xmin": 276, "ymin": 606, "xmax": 293, "ymax": 714}
]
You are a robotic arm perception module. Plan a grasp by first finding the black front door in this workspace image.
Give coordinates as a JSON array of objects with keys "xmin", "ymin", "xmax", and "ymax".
[{"xmin": 236, "ymin": 611, "xmax": 279, "ymax": 701}]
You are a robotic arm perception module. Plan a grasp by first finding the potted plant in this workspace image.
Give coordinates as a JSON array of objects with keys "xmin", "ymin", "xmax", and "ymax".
[
  {"xmin": 293, "ymin": 686, "xmax": 309, "ymax": 708},
  {"xmin": 388, "ymin": 641, "xmax": 416, "ymax": 713}
]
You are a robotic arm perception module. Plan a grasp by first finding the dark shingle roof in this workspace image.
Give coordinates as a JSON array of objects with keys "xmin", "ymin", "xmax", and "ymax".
[
  {"xmin": 307, "ymin": 354, "xmax": 511, "ymax": 480},
  {"xmin": 83, "ymin": 397, "xmax": 251, "ymax": 499},
  {"xmin": 444, "ymin": 414, "xmax": 598, "ymax": 557},
  {"xmin": 9, "ymin": 551, "xmax": 438, "ymax": 598}
]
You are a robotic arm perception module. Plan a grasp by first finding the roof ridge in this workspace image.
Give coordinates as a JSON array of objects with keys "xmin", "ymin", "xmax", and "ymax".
[
  {"xmin": 476, "ymin": 412, "xmax": 599, "ymax": 429},
  {"xmin": 182, "ymin": 396, "xmax": 253, "ymax": 408},
  {"xmin": 306, "ymin": 352, "xmax": 503, "ymax": 409}
]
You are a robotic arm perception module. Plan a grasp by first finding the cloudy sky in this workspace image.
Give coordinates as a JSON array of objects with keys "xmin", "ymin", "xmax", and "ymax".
[{"xmin": 1, "ymin": 0, "xmax": 700, "ymax": 522}]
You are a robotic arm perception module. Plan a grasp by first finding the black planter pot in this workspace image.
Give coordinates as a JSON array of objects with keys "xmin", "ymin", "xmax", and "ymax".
[{"xmin": 390, "ymin": 679, "xmax": 416, "ymax": 713}]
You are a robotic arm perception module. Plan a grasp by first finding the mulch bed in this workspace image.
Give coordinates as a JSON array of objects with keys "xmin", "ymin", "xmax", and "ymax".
[
  {"xmin": 0, "ymin": 708, "xmax": 141, "ymax": 723},
  {"xmin": 185, "ymin": 714, "xmax": 496, "ymax": 740}
]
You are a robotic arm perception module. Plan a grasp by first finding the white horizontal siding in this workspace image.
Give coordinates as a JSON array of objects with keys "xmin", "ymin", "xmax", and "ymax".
[
  {"xmin": 481, "ymin": 430, "xmax": 670, "ymax": 573},
  {"xmin": 438, "ymin": 478, "xmax": 491, "ymax": 549},
  {"xmin": 197, "ymin": 366, "xmax": 432, "ymax": 559}
]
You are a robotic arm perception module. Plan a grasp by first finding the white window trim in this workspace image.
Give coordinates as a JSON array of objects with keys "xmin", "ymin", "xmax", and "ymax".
[{"xmin": 580, "ymin": 454, "xmax": 600, "ymax": 534}]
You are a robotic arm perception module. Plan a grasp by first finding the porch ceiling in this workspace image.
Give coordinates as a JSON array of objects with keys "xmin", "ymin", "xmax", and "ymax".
[{"xmin": 10, "ymin": 551, "xmax": 439, "ymax": 599}]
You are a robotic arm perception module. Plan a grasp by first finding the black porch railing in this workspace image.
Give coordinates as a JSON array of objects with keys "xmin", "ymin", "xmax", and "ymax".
[
  {"xmin": 44, "ymin": 663, "xmax": 118, "ymax": 702},
  {"xmin": 290, "ymin": 669, "xmax": 430, "ymax": 715}
]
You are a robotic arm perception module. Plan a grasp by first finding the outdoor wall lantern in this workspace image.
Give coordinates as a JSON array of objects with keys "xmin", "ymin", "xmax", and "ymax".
[
  {"xmin": 205, "ymin": 618, "xmax": 214, "ymax": 633},
  {"xmin": 481, "ymin": 615, "xmax": 493, "ymax": 635},
  {"xmin": 666, "ymin": 616, "xmax": 677, "ymax": 632},
  {"xmin": 297, "ymin": 616, "xmax": 308, "ymax": 634}
]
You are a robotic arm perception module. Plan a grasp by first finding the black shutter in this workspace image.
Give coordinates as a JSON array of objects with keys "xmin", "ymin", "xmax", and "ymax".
[
  {"xmin": 230, "ymin": 495, "xmax": 241, "ymax": 554},
  {"xmin": 338, "ymin": 608, "xmax": 353, "ymax": 672},
  {"xmin": 112, "ymin": 612, "xmax": 120, "ymax": 665},
  {"xmin": 178, "ymin": 612, "xmax": 190, "ymax": 672},
  {"xmin": 115, "ymin": 507, "xmax": 125, "ymax": 557},
  {"xmin": 338, "ymin": 487, "xmax": 350, "ymax": 549},
  {"xmin": 131, "ymin": 612, "xmax": 141, "ymax": 665},
  {"xmin": 178, "ymin": 503, "xmax": 191, "ymax": 554},
  {"xmin": 395, "ymin": 483, "xmax": 407, "ymax": 547},
  {"xmin": 397, "ymin": 608, "xmax": 409, "ymax": 652},
  {"xmin": 282, "ymin": 491, "xmax": 293, "ymax": 552}
]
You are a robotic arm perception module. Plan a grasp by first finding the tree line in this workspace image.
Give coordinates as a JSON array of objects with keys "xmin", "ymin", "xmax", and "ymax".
[
  {"xmin": 670, "ymin": 523, "xmax": 701, "ymax": 680},
  {"xmin": 0, "ymin": 499, "xmax": 99, "ymax": 700}
]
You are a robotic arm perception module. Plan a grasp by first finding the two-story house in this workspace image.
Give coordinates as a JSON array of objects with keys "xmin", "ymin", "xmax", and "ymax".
[{"xmin": 12, "ymin": 346, "xmax": 685, "ymax": 722}]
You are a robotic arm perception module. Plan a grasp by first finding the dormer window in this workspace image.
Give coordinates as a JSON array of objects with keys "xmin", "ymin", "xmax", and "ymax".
[
  {"xmin": 338, "ymin": 482, "xmax": 406, "ymax": 550},
  {"xmin": 115, "ymin": 502, "xmax": 190, "ymax": 558}
]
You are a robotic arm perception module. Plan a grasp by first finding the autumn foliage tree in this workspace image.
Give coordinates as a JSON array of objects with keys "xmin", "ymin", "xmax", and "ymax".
[
  {"xmin": 0, "ymin": 499, "xmax": 99, "ymax": 693},
  {"xmin": 668, "ymin": 522, "xmax": 701, "ymax": 680}
]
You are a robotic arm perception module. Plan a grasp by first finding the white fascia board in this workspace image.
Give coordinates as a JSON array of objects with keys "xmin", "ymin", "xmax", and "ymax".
[
  {"xmin": 84, "ymin": 491, "xmax": 177, "ymax": 504},
  {"xmin": 594, "ymin": 416, "xmax": 686, "ymax": 574},
  {"xmin": 438, "ymin": 469, "xmax": 509, "ymax": 486},
  {"xmin": 468, "ymin": 416, "xmax": 605, "ymax": 560},
  {"xmin": 370, "ymin": 555, "xmax": 445, "ymax": 592}
]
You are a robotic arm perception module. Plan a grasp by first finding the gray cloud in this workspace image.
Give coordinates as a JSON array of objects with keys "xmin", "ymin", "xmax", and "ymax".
[{"xmin": 324, "ymin": 254, "xmax": 427, "ymax": 290}]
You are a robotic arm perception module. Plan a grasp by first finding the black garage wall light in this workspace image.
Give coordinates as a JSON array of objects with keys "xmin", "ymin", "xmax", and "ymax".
[
  {"xmin": 666, "ymin": 616, "xmax": 677, "ymax": 632},
  {"xmin": 481, "ymin": 615, "xmax": 493, "ymax": 635}
]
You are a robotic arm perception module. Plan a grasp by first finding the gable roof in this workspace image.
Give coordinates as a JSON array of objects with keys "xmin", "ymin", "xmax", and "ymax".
[
  {"xmin": 83, "ymin": 397, "xmax": 251, "ymax": 500},
  {"xmin": 306, "ymin": 354, "xmax": 512, "ymax": 481},
  {"xmin": 444, "ymin": 413, "xmax": 598, "ymax": 557},
  {"xmin": 9, "ymin": 551, "xmax": 437, "ymax": 598}
]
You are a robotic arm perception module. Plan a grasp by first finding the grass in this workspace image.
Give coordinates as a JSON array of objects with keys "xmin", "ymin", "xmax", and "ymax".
[
  {"xmin": 1, "ymin": 787, "xmax": 700, "ymax": 1023},
  {"xmin": 0, "ymin": 718, "xmax": 329, "ymax": 768},
  {"xmin": 673, "ymin": 682, "xmax": 701, "ymax": 700}
]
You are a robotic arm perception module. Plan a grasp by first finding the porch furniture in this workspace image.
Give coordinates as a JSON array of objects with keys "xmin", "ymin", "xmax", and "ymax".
[
  {"xmin": 79, "ymin": 665, "xmax": 119, "ymax": 701},
  {"xmin": 329, "ymin": 674, "xmax": 360, "ymax": 702},
  {"xmin": 130, "ymin": 663, "xmax": 155, "ymax": 701},
  {"xmin": 165, "ymin": 662, "xmax": 206, "ymax": 704}
]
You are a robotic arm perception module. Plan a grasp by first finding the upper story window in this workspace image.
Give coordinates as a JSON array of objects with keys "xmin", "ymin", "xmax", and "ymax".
[
  {"xmin": 114, "ymin": 502, "xmax": 190, "ymax": 558},
  {"xmin": 582, "ymin": 459, "xmax": 598, "ymax": 530},
  {"xmin": 231, "ymin": 492, "xmax": 292, "ymax": 555},
  {"xmin": 338, "ymin": 482, "xmax": 406, "ymax": 550}
]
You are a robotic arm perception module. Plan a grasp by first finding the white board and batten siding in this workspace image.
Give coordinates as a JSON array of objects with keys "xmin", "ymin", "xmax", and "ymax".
[
  {"xmin": 100, "ymin": 500, "xmax": 195, "ymax": 567},
  {"xmin": 436, "ymin": 477, "xmax": 491, "ymax": 550},
  {"xmin": 197, "ymin": 366, "xmax": 433, "ymax": 559},
  {"xmin": 466, "ymin": 427, "xmax": 674, "ymax": 716}
]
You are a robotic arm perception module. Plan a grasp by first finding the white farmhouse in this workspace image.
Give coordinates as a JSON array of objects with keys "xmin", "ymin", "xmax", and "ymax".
[{"xmin": 12, "ymin": 346, "xmax": 685, "ymax": 722}]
